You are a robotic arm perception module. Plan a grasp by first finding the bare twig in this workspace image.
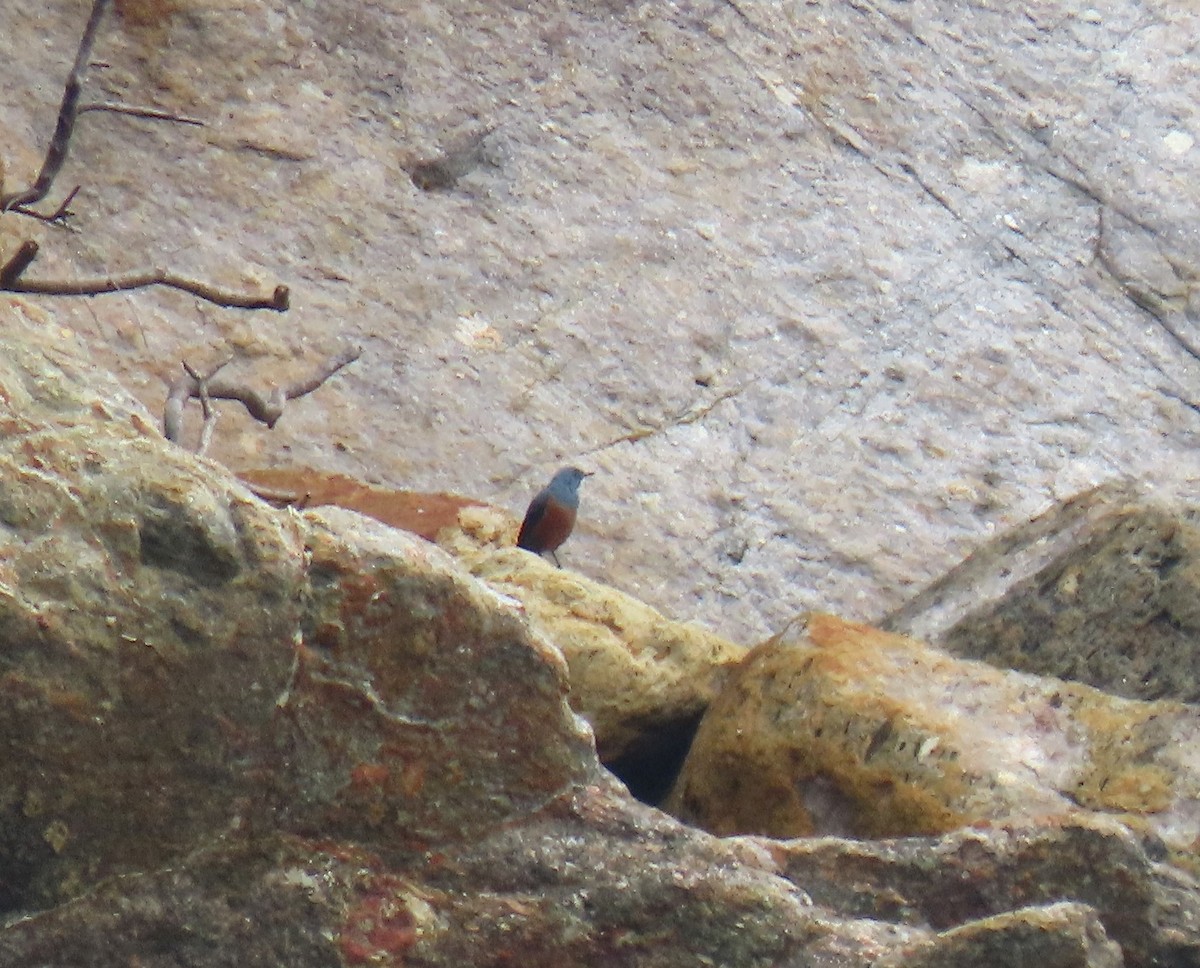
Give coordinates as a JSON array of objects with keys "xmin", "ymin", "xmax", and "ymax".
[
  {"xmin": 79, "ymin": 102, "xmax": 204, "ymax": 126},
  {"xmin": 1, "ymin": 0, "xmax": 110, "ymax": 216},
  {"xmin": 163, "ymin": 347, "xmax": 362, "ymax": 447},
  {"xmin": 181, "ymin": 357, "xmax": 232, "ymax": 456},
  {"xmin": 0, "ymin": 239, "xmax": 290, "ymax": 309},
  {"xmin": 5, "ymin": 186, "xmax": 82, "ymax": 225},
  {"xmin": 0, "ymin": 241, "xmax": 40, "ymax": 286},
  {"xmin": 0, "ymin": 0, "xmax": 200, "ymax": 220},
  {"xmin": 0, "ymin": 0, "xmax": 289, "ymax": 311}
]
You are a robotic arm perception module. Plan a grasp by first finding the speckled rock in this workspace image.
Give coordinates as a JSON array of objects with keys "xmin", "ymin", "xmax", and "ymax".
[
  {"xmin": 887, "ymin": 492, "xmax": 1200, "ymax": 703},
  {"xmin": 0, "ymin": 331, "xmax": 949, "ymax": 967},
  {"xmin": 769, "ymin": 814, "xmax": 1200, "ymax": 968},
  {"xmin": 439, "ymin": 503, "xmax": 746, "ymax": 764},
  {"xmin": 3, "ymin": 325, "xmax": 1200, "ymax": 965},
  {"xmin": 0, "ymin": 325, "xmax": 605, "ymax": 905},
  {"xmin": 276, "ymin": 504, "xmax": 596, "ymax": 847},
  {"xmin": 0, "ymin": 327, "xmax": 928, "ymax": 966},
  {"xmin": 886, "ymin": 902, "xmax": 1124, "ymax": 968},
  {"xmin": 665, "ymin": 613, "xmax": 1200, "ymax": 859},
  {"xmin": 0, "ymin": 333, "xmax": 305, "ymax": 910},
  {"xmin": 0, "ymin": 799, "xmax": 911, "ymax": 968},
  {"xmin": 1, "ymin": 797, "xmax": 1150, "ymax": 968}
]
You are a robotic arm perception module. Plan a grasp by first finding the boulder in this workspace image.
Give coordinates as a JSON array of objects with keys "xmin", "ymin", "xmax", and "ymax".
[
  {"xmin": 886, "ymin": 490, "xmax": 1200, "ymax": 703},
  {"xmin": 769, "ymin": 814, "xmax": 1200, "ymax": 968},
  {"xmin": 666, "ymin": 613, "xmax": 1200, "ymax": 863}
]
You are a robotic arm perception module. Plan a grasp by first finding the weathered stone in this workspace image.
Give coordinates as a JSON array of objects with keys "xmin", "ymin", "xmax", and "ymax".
[
  {"xmin": 882, "ymin": 482, "xmax": 1136, "ymax": 645},
  {"xmin": 275, "ymin": 505, "xmax": 596, "ymax": 848},
  {"xmin": 0, "ymin": 807, "xmax": 912, "ymax": 968},
  {"xmin": 888, "ymin": 494, "xmax": 1200, "ymax": 703},
  {"xmin": 769, "ymin": 814, "xmax": 1200, "ymax": 968},
  {"xmin": 666, "ymin": 613, "xmax": 1200, "ymax": 859},
  {"xmin": 0, "ymin": 336, "xmax": 305, "ymax": 911},
  {"xmin": 439, "ymin": 504, "xmax": 745, "ymax": 765},
  {"xmin": 0, "ymin": 330, "xmax": 906, "ymax": 966},
  {"xmin": 885, "ymin": 902, "xmax": 1124, "ymax": 968},
  {"xmin": 4, "ymin": 328, "xmax": 1200, "ymax": 965}
]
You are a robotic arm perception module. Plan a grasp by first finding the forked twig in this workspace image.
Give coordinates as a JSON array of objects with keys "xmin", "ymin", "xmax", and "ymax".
[
  {"xmin": 181, "ymin": 357, "xmax": 232, "ymax": 455},
  {"xmin": 163, "ymin": 347, "xmax": 362, "ymax": 448}
]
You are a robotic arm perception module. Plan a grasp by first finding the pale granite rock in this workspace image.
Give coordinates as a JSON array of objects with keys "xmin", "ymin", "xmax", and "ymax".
[{"xmin": 439, "ymin": 503, "xmax": 746, "ymax": 768}]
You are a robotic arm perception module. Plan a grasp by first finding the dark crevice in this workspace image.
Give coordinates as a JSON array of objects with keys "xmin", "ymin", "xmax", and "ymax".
[{"xmin": 604, "ymin": 712, "xmax": 704, "ymax": 807}]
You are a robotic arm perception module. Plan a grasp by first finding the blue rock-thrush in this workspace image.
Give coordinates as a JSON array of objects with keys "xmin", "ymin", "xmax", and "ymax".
[{"xmin": 517, "ymin": 466, "xmax": 592, "ymax": 567}]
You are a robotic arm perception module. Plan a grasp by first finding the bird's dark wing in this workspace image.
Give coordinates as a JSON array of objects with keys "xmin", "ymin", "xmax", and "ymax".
[{"xmin": 517, "ymin": 491, "xmax": 550, "ymax": 550}]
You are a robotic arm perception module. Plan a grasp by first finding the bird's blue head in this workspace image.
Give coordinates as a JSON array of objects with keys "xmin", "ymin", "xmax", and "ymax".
[{"xmin": 547, "ymin": 466, "xmax": 591, "ymax": 506}]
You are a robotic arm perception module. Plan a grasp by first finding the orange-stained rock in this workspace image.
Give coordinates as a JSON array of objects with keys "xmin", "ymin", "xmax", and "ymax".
[
  {"xmin": 666, "ymin": 614, "xmax": 1200, "ymax": 855},
  {"xmin": 274, "ymin": 505, "xmax": 596, "ymax": 846},
  {"xmin": 236, "ymin": 466, "xmax": 483, "ymax": 542}
]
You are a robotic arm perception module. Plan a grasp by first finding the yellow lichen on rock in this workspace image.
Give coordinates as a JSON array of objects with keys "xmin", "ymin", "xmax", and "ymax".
[
  {"xmin": 665, "ymin": 613, "xmax": 1200, "ymax": 853},
  {"xmin": 438, "ymin": 505, "xmax": 745, "ymax": 762}
]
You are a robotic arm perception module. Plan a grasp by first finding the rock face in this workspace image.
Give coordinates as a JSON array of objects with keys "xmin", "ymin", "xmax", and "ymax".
[
  {"xmin": 4, "ymin": 0, "xmax": 1200, "ymax": 956},
  {"xmin": 0, "ymin": 325, "xmax": 818, "ymax": 964},
  {"xmin": 0, "ymin": 335, "xmax": 306, "ymax": 911},
  {"xmin": 0, "ymin": 329, "xmax": 598, "ymax": 913}
]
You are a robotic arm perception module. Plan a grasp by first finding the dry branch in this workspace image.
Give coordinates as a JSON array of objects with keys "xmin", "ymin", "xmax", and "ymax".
[
  {"xmin": 0, "ymin": 240, "xmax": 289, "ymax": 309},
  {"xmin": 1, "ymin": 0, "xmax": 202, "ymax": 219},
  {"xmin": 181, "ymin": 356, "xmax": 231, "ymax": 455},
  {"xmin": 79, "ymin": 102, "xmax": 204, "ymax": 126},
  {"xmin": 1, "ymin": 0, "xmax": 109, "ymax": 216},
  {"xmin": 0, "ymin": 0, "xmax": 287, "ymax": 312},
  {"xmin": 163, "ymin": 347, "xmax": 362, "ymax": 448}
]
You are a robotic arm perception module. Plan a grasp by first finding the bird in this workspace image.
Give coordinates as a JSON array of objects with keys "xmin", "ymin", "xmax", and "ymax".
[{"xmin": 517, "ymin": 466, "xmax": 592, "ymax": 567}]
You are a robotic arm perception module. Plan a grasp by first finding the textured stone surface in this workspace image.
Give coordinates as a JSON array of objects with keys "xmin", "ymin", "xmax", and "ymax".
[
  {"xmin": 882, "ymin": 481, "xmax": 1136, "ymax": 644},
  {"xmin": 3, "ymin": 326, "xmax": 1200, "ymax": 964},
  {"xmin": 885, "ymin": 902, "xmax": 1124, "ymax": 968},
  {"xmin": 439, "ymin": 503, "xmax": 746, "ymax": 763},
  {"xmin": 890, "ymin": 497, "xmax": 1200, "ymax": 703},
  {"xmin": 277, "ymin": 504, "xmax": 597, "ymax": 847},
  {"xmin": 0, "ymin": 809, "xmax": 904, "ymax": 968},
  {"xmin": 2, "ymin": 0, "xmax": 1200, "ymax": 646},
  {"xmin": 0, "ymin": 333, "xmax": 305, "ymax": 910},
  {"xmin": 5, "ymin": 0, "xmax": 1200, "ymax": 952},
  {"xmin": 770, "ymin": 814, "xmax": 1200, "ymax": 968},
  {"xmin": 666, "ymin": 613, "xmax": 1200, "ymax": 857}
]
